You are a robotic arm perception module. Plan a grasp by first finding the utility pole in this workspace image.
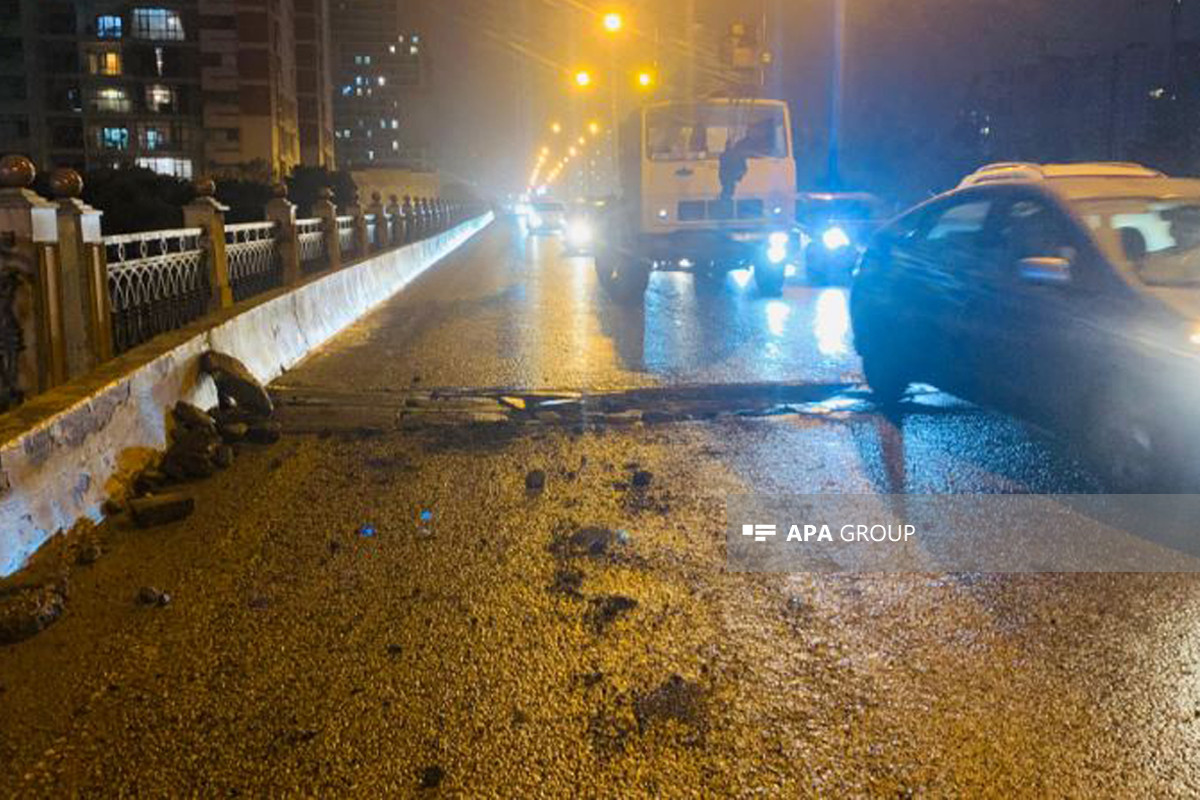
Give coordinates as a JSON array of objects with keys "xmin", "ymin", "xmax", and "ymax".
[{"xmin": 828, "ymin": 0, "xmax": 845, "ymax": 189}]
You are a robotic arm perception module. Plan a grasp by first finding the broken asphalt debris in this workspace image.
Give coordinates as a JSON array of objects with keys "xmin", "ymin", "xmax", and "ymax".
[
  {"xmin": 525, "ymin": 469, "xmax": 547, "ymax": 492},
  {"xmin": 0, "ymin": 583, "xmax": 67, "ymax": 645},
  {"xmin": 587, "ymin": 595, "xmax": 639, "ymax": 632},
  {"xmin": 136, "ymin": 586, "xmax": 171, "ymax": 607},
  {"xmin": 200, "ymin": 350, "xmax": 274, "ymax": 417},
  {"xmin": 129, "ymin": 494, "xmax": 196, "ymax": 529}
]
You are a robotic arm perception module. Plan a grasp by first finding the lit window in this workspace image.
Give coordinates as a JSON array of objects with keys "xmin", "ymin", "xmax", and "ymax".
[
  {"xmin": 410, "ymin": 46, "xmax": 418, "ymax": 55},
  {"xmin": 97, "ymin": 15, "xmax": 123, "ymax": 39},
  {"xmin": 342, "ymin": 85, "xmax": 352, "ymax": 96},
  {"xmin": 101, "ymin": 126, "xmax": 129, "ymax": 150},
  {"xmin": 392, "ymin": 140, "xmax": 399, "ymax": 150},
  {"xmin": 93, "ymin": 87, "xmax": 131, "ymax": 112},
  {"xmin": 136, "ymin": 156, "xmax": 192, "ymax": 178},
  {"xmin": 132, "ymin": 8, "xmax": 185, "ymax": 41},
  {"xmin": 388, "ymin": 45, "xmax": 396, "ymax": 54},
  {"xmin": 391, "ymin": 119, "xmax": 398, "ymax": 129},
  {"xmin": 145, "ymin": 84, "xmax": 176, "ymax": 112},
  {"xmin": 412, "ymin": 35, "xmax": 420, "ymax": 43},
  {"xmin": 378, "ymin": 76, "xmax": 386, "ymax": 86},
  {"xmin": 141, "ymin": 126, "xmax": 167, "ymax": 150},
  {"xmin": 90, "ymin": 50, "xmax": 123, "ymax": 76},
  {"xmin": 367, "ymin": 150, "xmax": 375, "ymax": 160}
]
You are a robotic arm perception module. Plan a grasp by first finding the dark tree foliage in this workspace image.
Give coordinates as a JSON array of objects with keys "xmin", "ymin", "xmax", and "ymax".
[
  {"xmin": 215, "ymin": 179, "xmax": 274, "ymax": 224},
  {"xmin": 286, "ymin": 167, "xmax": 359, "ymax": 216},
  {"xmin": 77, "ymin": 167, "xmax": 195, "ymax": 235}
]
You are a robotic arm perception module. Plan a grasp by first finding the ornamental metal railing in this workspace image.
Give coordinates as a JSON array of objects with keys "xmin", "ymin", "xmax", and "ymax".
[
  {"xmin": 105, "ymin": 228, "xmax": 209, "ymax": 354},
  {"xmin": 225, "ymin": 222, "xmax": 281, "ymax": 302},
  {"xmin": 296, "ymin": 218, "xmax": 326, "ymax": 274},
  {"xmin": 0, "ymin": 151, "xmax": 491, "ymax": 413},
  {"xmin": 336, "ymin": 215, "xmax": 356, "ymax": 258},
  {"xmin": 365, "ymin": 213, "xmax": 379, "ymax": 251}
]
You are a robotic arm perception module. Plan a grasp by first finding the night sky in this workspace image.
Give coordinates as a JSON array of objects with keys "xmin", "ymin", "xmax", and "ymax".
[{"xmin": 404, "ymin": 0, "xmax": 1199, "ymax": 197}]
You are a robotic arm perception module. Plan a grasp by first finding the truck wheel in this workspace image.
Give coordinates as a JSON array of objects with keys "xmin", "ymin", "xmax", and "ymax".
[
  {"xmin": 861, "ymin": 345, "xmax": 911, "ymax": 406},
  {"xmin": 754, "ymin": 262, "xmax": 786, "ymax": 297},
  {"xmin": 596, "ymin": 254, "xmax": 650, "ymax": 301}
]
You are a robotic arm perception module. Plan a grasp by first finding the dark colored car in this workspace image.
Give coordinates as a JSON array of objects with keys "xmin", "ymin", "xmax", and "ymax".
[
  {"xmin": 798, "ymin": 193, "xmax": 889, "ymax": 284},
  {"xmin": 851, "ymin": 162, "xmax": 1200, "ymax": 491}
]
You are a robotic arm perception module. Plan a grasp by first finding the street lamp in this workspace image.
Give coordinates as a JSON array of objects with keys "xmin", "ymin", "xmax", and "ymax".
[
  {"xmin": 603, "ymin": 12, "xmax": 623, "ymax": 34},
  {"xmin": 550, "ymin": 122, "xmax": 562, "ymax": 134},
  {"xmin": 588, "ymin": 121, "xmax": 601, "ymax": 136},
  {"xmin": 574, "ymin": 69, "xmax": 593, "ymax": 88},
  {"xmin": 636, "ymin": 70, "xmax": 655, "ymax": 90}
]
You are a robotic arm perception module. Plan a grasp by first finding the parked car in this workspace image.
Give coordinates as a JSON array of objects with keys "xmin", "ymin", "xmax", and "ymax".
[
  {"xmin": 797, "ymin": 192, "xmax": 890, "ymax": 284},
  {"xmin": 528, "ymin": 200, "xmax": 567, "ymax": 234},
  {"xmin": 851, "ymin": 161, "xmax": 1200, "ymax": 490}
]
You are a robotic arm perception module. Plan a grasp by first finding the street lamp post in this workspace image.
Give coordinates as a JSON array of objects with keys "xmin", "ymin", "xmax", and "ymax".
[{"xmin": 603, "ymin": 12, "xmax": 624, "ymax": 195}]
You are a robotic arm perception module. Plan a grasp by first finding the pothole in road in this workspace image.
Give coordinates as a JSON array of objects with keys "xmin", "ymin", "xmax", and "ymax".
[{"xmin": 269, "ymin": 381, "xmax": 880, "ymax": 434}]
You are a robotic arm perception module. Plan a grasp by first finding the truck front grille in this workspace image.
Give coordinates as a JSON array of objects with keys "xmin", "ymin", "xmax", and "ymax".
[{"xmin": 675, "ymin": 198, "xmax": 769, "ymax": 221}]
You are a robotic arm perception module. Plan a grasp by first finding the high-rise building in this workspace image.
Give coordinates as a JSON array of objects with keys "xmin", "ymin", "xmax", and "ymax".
[
  {"xmin": 0, "ymin": 0, "xmax": 334, "ymax": 181},
  {"xmin": 330, "ymin": 0, "xmax": 429, "ymax": 170},
  {"xmin": 295, "ymin": 0, "xmax": 336, "ymax": 168}
]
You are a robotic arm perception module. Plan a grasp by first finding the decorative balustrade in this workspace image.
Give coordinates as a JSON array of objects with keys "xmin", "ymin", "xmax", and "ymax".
[
  {"xmin": 296, "ymin": 218, "xmax": 326, "ymax": 274},
  {"xmin": 365, "ymin": 214, "xmax": 379, "ymax": 251},
  {"xmin": 336, "ymin": 215, "xmax": 356, "ymax": 258},
  {"xmin": 0, "ymin": 153, "xmax": 488, "ymax": 410},
  {"xmin": 225, "ymin": 222, "xmax": 282, "ymax": 302},
  {"xmin": 105, "ymin": 228, "xmax": 208, "ymax": 354}
]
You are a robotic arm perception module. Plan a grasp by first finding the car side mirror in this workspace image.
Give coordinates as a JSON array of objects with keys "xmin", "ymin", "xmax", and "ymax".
[{"xmin": 1018, "ymin": 256, "xmax": 1071, "ymax": 286}]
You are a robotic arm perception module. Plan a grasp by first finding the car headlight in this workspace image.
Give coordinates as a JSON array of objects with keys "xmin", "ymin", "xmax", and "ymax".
[
  {"xmin": 567, "ymin": 219, "xmax": 593, "ymax": 246},
  {"xmin": 1190, "ymin": 324, "xmax": 1200, "ymax": 346},
  {"xmin": 822, "ymin": 226, "xmax": 851, "ymax": 250},
  {"xmin": 769, "ymin": 231, "xmax": 790, "ymax": 249}
]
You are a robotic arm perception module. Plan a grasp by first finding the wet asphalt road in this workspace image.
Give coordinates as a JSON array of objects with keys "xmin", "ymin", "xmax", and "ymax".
[{"xmin": 3, "ymin": 219, "xmax": 1200, "ymax": 796}]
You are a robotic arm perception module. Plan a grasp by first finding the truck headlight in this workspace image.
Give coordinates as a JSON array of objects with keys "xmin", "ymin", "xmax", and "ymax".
[
  {"xmin": 567, "ymin": 219, "xmax": 593, "ymax": 247},
  {"xmin": 822, "ymin": 226, "xmax": 851, "ymax": 250}
]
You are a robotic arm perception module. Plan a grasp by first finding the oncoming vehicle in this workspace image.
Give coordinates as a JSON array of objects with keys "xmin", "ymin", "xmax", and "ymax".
[
  {"xmin": 564, "ymin": 199, "xmax": 606, "ymax": 256},
  {"xmin": 851, "ymin": 161, "xmax": 1200, "ymax": 490},
  {"xmin": 595, "ymin": 98, "xmax": 798, "ymax": 298},
  {"xmin": 797, "ymin": 193, "xmax": 889, "ymax": 284},
  {"xmin": 528, "ymin": 200, "xmax": 567, "ymax": 234}
]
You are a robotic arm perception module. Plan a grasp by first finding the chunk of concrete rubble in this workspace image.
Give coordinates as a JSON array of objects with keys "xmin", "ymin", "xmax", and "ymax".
[
  {"xmin": 129, "ymin": 494, "xmax": 195, "ymax": 528},
  {"xmin": 219, "ymin": 422, "xmax": 249, "ymax": 443},
  {"xmin": 245, "ymin": 420, "xmax": 282, "ymax": 445},
  {"xmin": 136, "ymin": 586, "xmax": 171, "ymax": 607},
  {"xmin": 161, "ymin": 448, "xmax": 214, "ymax": 481},
  {"xmin": 213, "ymin": 444, "xmax": 235, "ymax": 469},
  {"xmin": 200, "ymin": 351, "xmax": 273, "ymax": 418},
  {"xmin": 0, "ymin": 584, "xmax": 66, "ymax": 645},
  {"xmin": 172, "ymin": 401, "xmax": 216, "ymax": 432},
  {"xmin": 525, "ymin": 469, "xmax": 546, "ymax": 492}
]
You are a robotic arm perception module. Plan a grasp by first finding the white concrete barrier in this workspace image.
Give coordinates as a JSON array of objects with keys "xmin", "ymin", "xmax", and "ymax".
[{"xmin": 0, "ymin": 213, "xmax": 493, "ymax": 576}]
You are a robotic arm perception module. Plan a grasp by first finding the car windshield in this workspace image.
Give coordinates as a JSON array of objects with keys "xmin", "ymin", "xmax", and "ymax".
[
  {"xmin": 646, "ymin": 103, "xmax": 788, "ymax": 161},
  {"xmin": 1076, "ymin": 197, "xmax": 1200, "ymax": 286},
  {"xmin": 533, "ymin": 202, "xmax": 565, "ymax": 212}
]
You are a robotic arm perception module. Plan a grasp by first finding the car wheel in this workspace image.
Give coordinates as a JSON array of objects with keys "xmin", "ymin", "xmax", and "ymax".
[
  {"xmin": 1087, "ymin": 392, "xmax": 1169, "ymax": 492},
  {"xmin": 860, "ymin": 344, "xmax": 911, "ymax": 406},
  {"xmin": 754, "ymin": 262, "xmax": 786, "ymax": 297}
]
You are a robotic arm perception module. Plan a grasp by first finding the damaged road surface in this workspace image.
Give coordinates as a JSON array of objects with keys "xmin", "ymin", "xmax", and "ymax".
[{"xmin": 2, "ymin": 222, "xmax": 1199, "ymax": 795}]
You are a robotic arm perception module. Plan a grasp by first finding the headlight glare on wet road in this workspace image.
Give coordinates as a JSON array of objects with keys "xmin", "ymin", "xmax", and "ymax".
[{"xmin": 822, "ymin": 226, "xmax": 851, "ymax": 250}]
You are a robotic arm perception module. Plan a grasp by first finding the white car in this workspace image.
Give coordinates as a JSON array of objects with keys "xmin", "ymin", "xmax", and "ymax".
[{"xmin": 528, "ymin": 201, "xmax": 567, "ymax": 234}]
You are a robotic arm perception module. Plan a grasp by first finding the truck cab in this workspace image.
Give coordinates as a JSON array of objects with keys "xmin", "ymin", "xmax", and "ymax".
[{"xmin": 596, "ymin": 98, "xmax": 798, "ymax": 298}]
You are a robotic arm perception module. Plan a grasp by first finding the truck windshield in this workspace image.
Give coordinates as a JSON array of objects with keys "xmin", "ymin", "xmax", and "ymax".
[{"xmin": 646, "ymin": 103, "xmax": 787, "ymax": 162}]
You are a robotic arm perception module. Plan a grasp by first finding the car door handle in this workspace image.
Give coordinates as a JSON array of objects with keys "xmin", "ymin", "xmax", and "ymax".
[{"xmin": 675, "ymin": 168, "xmax": 694, "ymax": 177}]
